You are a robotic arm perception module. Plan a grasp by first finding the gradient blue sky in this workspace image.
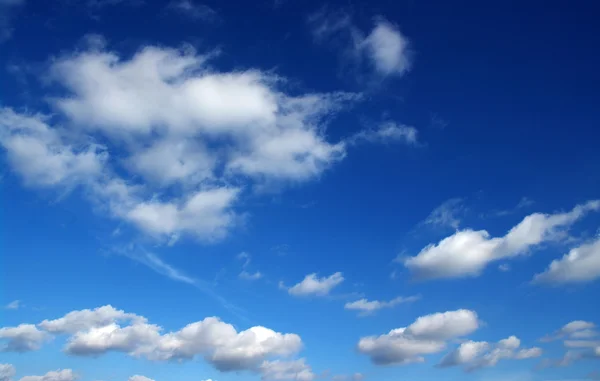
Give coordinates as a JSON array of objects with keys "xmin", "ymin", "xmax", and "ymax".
[{"xmin": 1, "ymin": 1, "xmax": 600, "ymax": 381}]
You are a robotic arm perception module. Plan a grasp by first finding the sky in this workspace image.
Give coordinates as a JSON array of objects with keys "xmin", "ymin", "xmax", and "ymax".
[{"xmin": 1, "ymin": 0, "xmax": 600, "ymax": 381}]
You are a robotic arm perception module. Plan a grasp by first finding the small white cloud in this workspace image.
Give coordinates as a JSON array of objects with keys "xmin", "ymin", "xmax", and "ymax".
[
  {"xmin": 287, "ymin": 272, "xmax": 344, "ymax": 297},
  {"xmin": 361, "ymin": 20, "xmax": 411, "ymax": 76},
  {"xmin": 259, "ymin": 359, "xmax": 315, "ymax": 381},
  {"xmin": 347, "ymin": 123, "xmax": 418, "ymax": 146},
  {"xmin": 422, "ymin": 198, "xmax": 465, "ymax": 230},
  {"xmin": 498, "ymin": 264, "xmax": 511, "ymax": 272},
  {"xmin": 128, "ymin": 376, "xmax": 155, "ymax": 381},
  {"xmin": 19, "ymin": 369, "xmax": 77, "ymax": 381},
  {"xmin": 239, "ymin": 271, "xmax": 262, "ymax": 281},
  {"xmin": 344, "ymin": 295, "xmax": 419, "ymax": 316},
  {"xmin": 533, "ymin": 236, "xmax": 600, "ymax": 284}
]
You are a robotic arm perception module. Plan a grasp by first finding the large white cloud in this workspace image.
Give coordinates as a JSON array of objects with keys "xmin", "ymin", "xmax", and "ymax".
[
  {"xmin": 404, "ymin": 201, "xmax": 600, "ymax": 280},
  {"xmin": 533, "ymin": 236, "xmax": 600, "ymax": 284},
  {"xmin": 357, "ymin": 309, "xmax": 480, "ymax": 365},
  {"xmin": 286, "ymin": 272, "xmax": 344, "ymax": 297},
  {"xmin": 0, "ymin": 42, "xmax": 416, "ymax": 243},
  {"xmin": 1, "ymin": 305, "xmax": 307, "ymax": 376}
]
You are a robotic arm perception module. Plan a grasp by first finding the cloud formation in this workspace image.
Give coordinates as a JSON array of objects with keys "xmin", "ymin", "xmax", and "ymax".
[
  {"xmin": 1, "ymin": 305, "xmax": 308, "ymax": 379},
  {"xmin": 439, "ymin": 336, "xmax": 541, "ymax": 371},
  {"xmin": 344, "ymin": 295, "xmax": 419, "ymax": 316},
  {"xmin": 533, "ymin": 236, "xmax": 600, "ymax": 284},
  {"xmin": 404, "ymin": 201, "xmax": 600, "ymax": 280},
  {"xmin": 286, "ymin": 272, "xmax": 344, "ymax": 297},
  {"xmin": 357, "ymin": 309, "xmax": 480, "ymax": 365}
]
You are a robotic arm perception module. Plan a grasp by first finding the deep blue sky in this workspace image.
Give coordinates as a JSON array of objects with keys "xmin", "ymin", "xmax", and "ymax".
[{"xmin": 1, "ymin": 1, "xmax": 599, "ymax": 381}]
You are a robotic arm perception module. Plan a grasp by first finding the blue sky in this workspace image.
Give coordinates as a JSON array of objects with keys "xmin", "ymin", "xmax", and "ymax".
[{"xmin": 1, "ymin": 1, "xmax": 600, "ymax": 381}]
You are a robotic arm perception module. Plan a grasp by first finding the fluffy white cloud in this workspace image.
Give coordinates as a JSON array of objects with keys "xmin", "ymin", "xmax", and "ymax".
[
  {"xmin": 259, "ymin": 359, "xmax": 315, "ymax": 381},
  {"xmin": 404, "ymin": 201, "xmax": 600, "ymax": 280},
  {"xmin": 0, "ymin": 108, "xmax": 107, "ymax": 188},
  {"xmin": 361, "ymin": 21, "xmax": 411, "ymax": 76},
  {"xmin": 286, "ymin": 272, "xmax": 344, "ymax": 297},
  {"xmin": 0, "ymin": 42, "xmax": 414, "ymax": 244},
  {"xmin": 0, "ymin": 324, "xmax": 49, "ymax": 352},
  {"xmin": 39, "ymin": 305, "xmax": 145, "ymax": 334},
  {"xmin": 357, "ymin": 309, "xmax": 479, "ymax": 365},
  {"xmin": 19, "ymin": 370, "xmax": 77, "ymax": 381},
  {"xmin": 0, "ymin": 364, "xmax": 15, "ymax": 381},
  {"xmin": 24, "ymin": 306, "xmax": 304, "ymax": 374},
  {"xmin": 344, "ymin": 296, "xmax": 419, "ymax": 316},
  {"xmin": 439, "ymin": 336, "xmax": 541, "ymax": 371},
  {"xmin": 533, "ymin": 236, "xmax": 600, "ymax": 284}
]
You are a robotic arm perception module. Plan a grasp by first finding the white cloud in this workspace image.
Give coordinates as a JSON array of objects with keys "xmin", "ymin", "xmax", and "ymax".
[
  {"xmin": 308, "ymin": 10, "xmax": 411, "ymax": 79},
  {"xmin": 24, "ymin": 305, "xmax": 304, "ymax": 374},
  {"xmin": 404, "ymin": 201, "xmax": 600, "ymax": 280},
  {"xmin": 361, "ymin": 21, "xmax": 411, "ymax": 76},
  {"xmin": 5, "ymin": 301, "xmax": 20, "ymax": 310},
  {"xmin": 539, "ymin": 321, "xmax": 600, "ymax": 368},
  {"xmin": 344, "ymin": 295, "xmax": 419, "ymax": 316},
  {"xmin": 287, "ymin": 272, "xmax": 344, "ymax": 297},
  {"xmin": 0, "ymin": 364, "xmax": 15, "ymax": 381},
  {"xmin": 128, "ymin": 376, "xmax": 155, "ymax": 381},
  {"xmin": 0, "ymin": 324, "xmax": 49, "ymax": 352},
  {"xmin": 1, "ymin": 42, "xmax": 412, "ymax": 244},
  {"xmin": 541, "ymin": 321, "xmax": 597, "ymax": 342},
  {"xmin": 533, "ymin": 236, "xmax": 600, "ymax": 284},
  {"xmin": 357, "ymin": 309, "xmax": 479, "ymax": 365},
  {"xmin": 19, "ymin": 370, "xmax": 77, "ymax": 381},
  {"xmin": 347, "ymin": 123, "xmax": 418, "ymax": 146},
  {"xmin": 259, "ymin": 359, "xmax": 315, "ymax": 381},
  {"xmin": 439, "ymin": 336, "xmax": 541, "ymax": 371}
]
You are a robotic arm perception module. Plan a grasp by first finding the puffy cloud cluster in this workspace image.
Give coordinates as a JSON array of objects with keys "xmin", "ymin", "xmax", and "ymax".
[
  {"xmin": 0, "ymin": 42, "xmax": 416, "ymax": 243},
  {"xmin": 0, "ymin": 305, "xmax": 309, "ymax": 379},
  {"xmin": 439, "ymin": 336, "xmax": 542, "ymax": 371},
  {"xmin": 344, "ymin": 295, "xmax": 419, "ymax": 316},
  {"xmin": 285, "ymin": 272, "xmax": 344, "ymax": 297},
  {"xmin": 0, "ymin": 324, "xmax": 49, "ymax": 352},
  {"xmin": 404, "ymin": 201, "xmax": 600, "ymax": 280},
  {"xmin": 357, "ymin": 309, "xmax": 480, "ymax": 365}
]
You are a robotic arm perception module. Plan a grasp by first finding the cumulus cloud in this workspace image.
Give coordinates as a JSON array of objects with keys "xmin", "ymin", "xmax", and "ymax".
[
  {"xmin": 404, "ymin": 201, "xmax": 600, "ymax": 280},
  {"xmin": 541, "ymin": 321, "xmax": 597, "ymax": 342},
  {"xmin": 18, "ymin": 370, "xmax": 77, "ymax": 381},
  {"xmin": 4, "ymin": 305, "xmax": 306, "ymax": 375},
  {"xmin": 286, "ymin": 272, "xmax": 344, "ymax": 297},
  {"xmin": 439, "ymin": 336, "xmax": 541, "ymax": 371},
  {"xmin": 0, "ymin": 364, "xmax": 15, "ymax": 381},
  {"xmin": 357, "ymin": 309, "xmax": 479, "ymax": 365},
  {"xmin": 0, "ymin": 42, "xmax": 414, "ymax": 244},
  {"xmin": 0, "ymin": 324, "xmax": 49, "ymax": 352},
  {"xmin": 360, "ymin": 21, "xmax": 411, "ymax": 76},
  {"xmin": 344, "ymin": 295, "xmax": 419, "ymax": 316},
  {"xmin": 533, "ymin": 236, "xmax": 600, "ymax": 284}
]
